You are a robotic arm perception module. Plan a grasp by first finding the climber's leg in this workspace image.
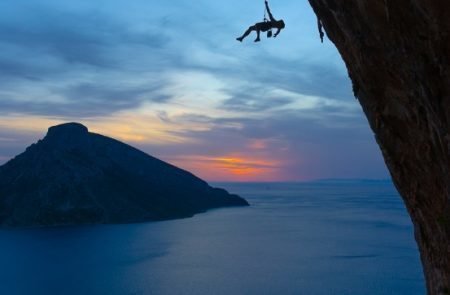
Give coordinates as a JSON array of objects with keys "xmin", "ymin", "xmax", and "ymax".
[
  {"xmin": 254, "ymin": 29, "xmax": 261, "ymax": 42},
  {"xmin": 237, "ymin": 25, "xmax": 256, "ymax": 42}
]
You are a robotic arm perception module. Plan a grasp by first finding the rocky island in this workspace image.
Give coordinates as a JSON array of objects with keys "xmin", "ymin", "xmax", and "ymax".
[{"xmin": 0, "ymin": 123, "xmax": 248, "ymax": 227}]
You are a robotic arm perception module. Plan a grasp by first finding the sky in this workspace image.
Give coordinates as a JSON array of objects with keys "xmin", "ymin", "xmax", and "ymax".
[{"xmin": 0, "ymin": 0, "xmax": 389, "ymax": 182}]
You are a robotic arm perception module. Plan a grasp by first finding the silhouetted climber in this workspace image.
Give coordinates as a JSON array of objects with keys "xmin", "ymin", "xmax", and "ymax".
[{"xmin": 236, "ymin": 1, "xmax": 285, "ymax": 43}]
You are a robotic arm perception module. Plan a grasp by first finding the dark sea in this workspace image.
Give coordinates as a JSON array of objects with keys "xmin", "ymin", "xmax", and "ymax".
[{"xmin": 0, "ymin": 181, "xmax": 425, "ymax": 295}]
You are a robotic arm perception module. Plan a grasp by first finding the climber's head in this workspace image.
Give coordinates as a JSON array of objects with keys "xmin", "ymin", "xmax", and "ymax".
[{"xmin": 276, "ymin": 20, "xmax": 285, "ymax": 29}]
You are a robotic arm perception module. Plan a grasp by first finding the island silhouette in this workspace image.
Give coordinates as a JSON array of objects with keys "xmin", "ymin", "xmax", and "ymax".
[{"xmin": 0, "ymin": 123, "xmax": 248, "ymax": 227}]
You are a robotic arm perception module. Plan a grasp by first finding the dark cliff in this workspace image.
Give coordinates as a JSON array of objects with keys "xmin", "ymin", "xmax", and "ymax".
[
  {"xmin": 307, "ymin": 1, "xmax": 450, "ymax": 293},
  {"xmin": 0, "ymin": 123, "xmax": 248, "ymax": 227}
]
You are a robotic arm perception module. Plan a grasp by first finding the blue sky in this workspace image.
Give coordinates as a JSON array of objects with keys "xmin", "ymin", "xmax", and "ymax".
[{"xmin": 0, "ymin": 0, "xmax": 389, "ymax": 181}]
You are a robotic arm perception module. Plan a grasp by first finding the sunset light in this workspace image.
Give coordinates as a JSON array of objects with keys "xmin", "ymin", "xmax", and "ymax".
[{"xmin": 166, "ymin": 155, "xmax": 281, "ymax": 182}]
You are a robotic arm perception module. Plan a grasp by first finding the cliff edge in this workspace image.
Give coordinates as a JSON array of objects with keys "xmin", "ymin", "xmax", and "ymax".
[{"xmin": 308, "ymin": 1, "xmax": 450, "ymax": 293}]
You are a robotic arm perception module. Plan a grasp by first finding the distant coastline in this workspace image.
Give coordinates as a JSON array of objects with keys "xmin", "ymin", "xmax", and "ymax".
[{"xmin": 212, "ymin": 178, "xmax": 393, "ymax": 185}]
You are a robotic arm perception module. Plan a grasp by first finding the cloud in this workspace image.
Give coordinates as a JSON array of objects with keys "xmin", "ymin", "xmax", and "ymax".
[
  {"xmin": 222, "ymin": 88, "xmax": 294, "ymax": 112},
  {"xmin": 0, "ymin": 1, "xmax": 179, "ymax": 118},
  {"xmin": 0, "ymin": 81, "xmax": 172, "ymax": 118},
  {"xmin": 218, "ymin": 58, "xmax": 354, "ymax": 104},
  {"xmin": 0, "ymin": 3, "xmax": 169, "ymax": 71}
]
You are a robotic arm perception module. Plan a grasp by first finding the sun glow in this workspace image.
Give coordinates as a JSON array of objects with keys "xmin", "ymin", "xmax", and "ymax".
[
  {"xmin": 166, "ymin": 154, "xmax": 281, "ymax": 182},
  {"xmin": 214, "ymin": 157, "xmax": 270, "ymax": 176}
]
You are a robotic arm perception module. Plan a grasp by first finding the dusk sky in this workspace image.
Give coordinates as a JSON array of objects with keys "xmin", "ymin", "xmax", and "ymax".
[{"xmin": 0, "ymin": 0, "xmax": 389, "ymax": 181}]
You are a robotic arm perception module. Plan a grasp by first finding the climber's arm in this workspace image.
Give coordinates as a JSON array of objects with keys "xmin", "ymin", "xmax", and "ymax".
[
  {"xmin": 274, "ymin": 28, "xmax": 281, "ymax": 37},
  {"xmin": 265, "ymin": 1, "xmax": 276, "ymax": 22}
]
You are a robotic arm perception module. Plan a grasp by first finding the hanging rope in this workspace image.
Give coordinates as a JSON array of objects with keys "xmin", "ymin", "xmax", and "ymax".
[
  {"xmin": 317, "ymin": 17, "xmax": 324, "ymax": 43},
  {"xmin": 263, "ymin": 2, "xmax": 268, "ymax": 22}
]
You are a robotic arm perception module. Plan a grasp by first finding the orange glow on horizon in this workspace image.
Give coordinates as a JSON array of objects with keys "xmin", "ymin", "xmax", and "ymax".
[
  {"xmin": 166, "ymin": 154, "xmax": 282, "ymax": 182},
  {"xmin": 214, "ymin": 157, "xmax": 270, "ymax": 176}
]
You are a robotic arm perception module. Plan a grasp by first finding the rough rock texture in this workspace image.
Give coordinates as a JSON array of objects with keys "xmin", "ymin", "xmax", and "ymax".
[
  {"xmin": 0, "ymin": 123, "xmax": 248, "ymax": 227},
  {"xmin": 307, "ymin": 1, "xmax": 450, "ymax": 293}
]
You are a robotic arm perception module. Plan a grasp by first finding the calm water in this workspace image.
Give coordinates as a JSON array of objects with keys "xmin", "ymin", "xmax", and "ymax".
[{"xmin": 0, "ymin": 181, "xmax": 425, "ymax": 295}]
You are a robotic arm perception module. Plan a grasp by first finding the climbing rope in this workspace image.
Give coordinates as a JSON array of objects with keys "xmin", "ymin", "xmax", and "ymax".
[
  {"xmin": 263, "ymin": 0, "xmax": 273, "ymax": 38},
  {"xmin": 317, "ymin": 17, "xmax": 324, "ymax": 43},
  {"xmin": 263, "ymin": 2, "xmax": 268, "ymax": 22}
]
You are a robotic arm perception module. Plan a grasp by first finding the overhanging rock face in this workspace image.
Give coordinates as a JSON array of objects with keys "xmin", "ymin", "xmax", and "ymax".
[{"xmin": 307, "ymin": 1, "xmax": 450, "ymax": 293}]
